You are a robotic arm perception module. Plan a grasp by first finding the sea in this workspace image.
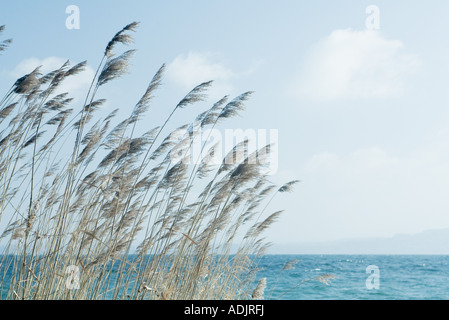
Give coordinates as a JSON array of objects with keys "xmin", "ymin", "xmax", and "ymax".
[
  {"xmin": 2, "ymin": 254, "xmax": 449, "ymax": 300},
  {"xmin": 256, "ymin": 254, "xmax": 449, "ymax": 300}
]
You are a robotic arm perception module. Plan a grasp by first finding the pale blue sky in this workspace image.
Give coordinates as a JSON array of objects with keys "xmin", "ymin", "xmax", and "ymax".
[{"xmin": 2, "ymin": 1, "xmax": 449, "ymax": 252}]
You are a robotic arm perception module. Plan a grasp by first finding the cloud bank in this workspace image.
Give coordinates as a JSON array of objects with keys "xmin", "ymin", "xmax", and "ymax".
[
  {"xmin": 166, "ymin": 51, "xmax": 262, "ymax": 101},
  {"xmin": 290, "ymin": 29, "xmax": 420, "ymax": 101}
]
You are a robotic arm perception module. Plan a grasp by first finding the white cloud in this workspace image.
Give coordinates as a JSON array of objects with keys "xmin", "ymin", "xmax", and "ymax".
[
  {"xmin": 166, "ymin": 52, "xmax": 249, "ymax": 100},
  {"xmin": 11, "ymin": 57, "xmax": 65, "ymax": 78},
  {"xmin": 10, "ymin": 56, "xmax": 95, "ymax": 101},
  {"xmin": 289, "ymin": 29, "xmax": 420, "ymax": 101}
]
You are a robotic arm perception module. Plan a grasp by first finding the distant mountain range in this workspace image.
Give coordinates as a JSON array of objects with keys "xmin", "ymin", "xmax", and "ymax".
[
  {"xmin": 2, "ymin": 228, "xmax": 449, "ymax": 255},
  {"xmin": 270, "ymin": 228, "xmax": 449, "ymax": 254}
]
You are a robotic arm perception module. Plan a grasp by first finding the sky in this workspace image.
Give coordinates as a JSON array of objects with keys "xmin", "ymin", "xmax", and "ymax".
[{"xmin": 2, "ymin": 1, "xmax": 449, "ymax": 252}]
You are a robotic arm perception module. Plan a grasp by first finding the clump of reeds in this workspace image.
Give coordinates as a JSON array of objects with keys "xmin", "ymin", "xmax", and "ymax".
[{"xmin": 0, "ymin": 22, "xmax": 298, "ymax": 300}]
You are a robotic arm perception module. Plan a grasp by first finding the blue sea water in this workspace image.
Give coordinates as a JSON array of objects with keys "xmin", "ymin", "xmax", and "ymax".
[
  {"xmin": 2, "ymin": 255, "xmax": 449, "ymax": 300},
  {"xmin": 256, "ymin": 255, "xmax": 449, "ymax": 300}
]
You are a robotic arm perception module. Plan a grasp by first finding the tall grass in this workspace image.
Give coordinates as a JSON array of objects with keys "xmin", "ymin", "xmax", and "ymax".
[{"xmin": 0, "ymin": 23, "xmax": 298, "ymax": 300}]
